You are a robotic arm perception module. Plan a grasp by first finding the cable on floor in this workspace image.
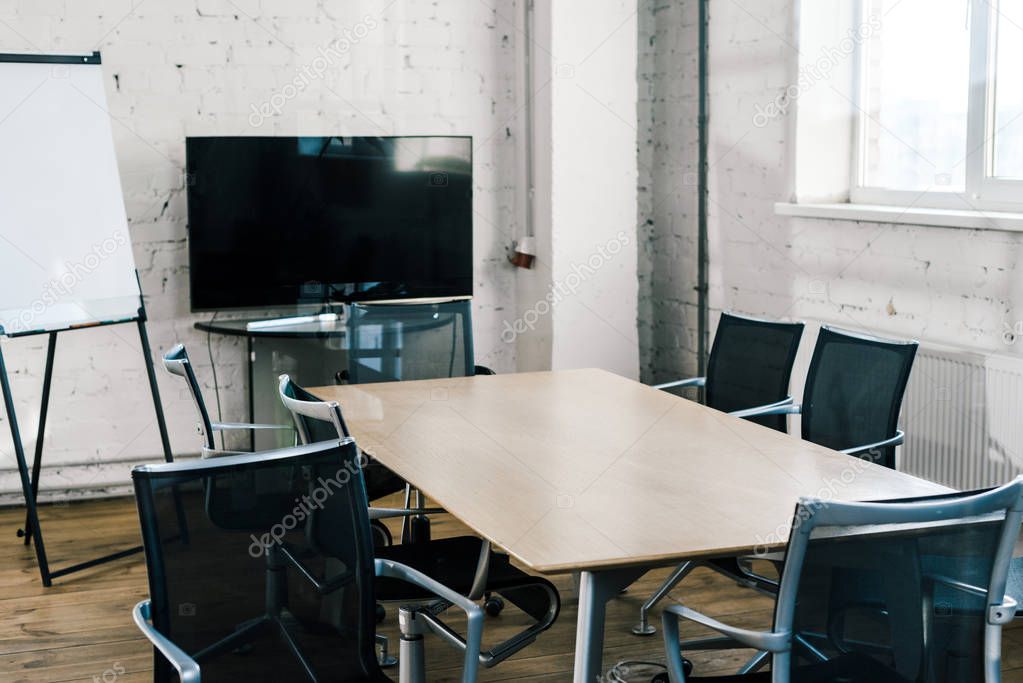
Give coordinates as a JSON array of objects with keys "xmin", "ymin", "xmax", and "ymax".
[{"xmin": 605, "ymin": 659, "xmax": 667, "ymax": 682}]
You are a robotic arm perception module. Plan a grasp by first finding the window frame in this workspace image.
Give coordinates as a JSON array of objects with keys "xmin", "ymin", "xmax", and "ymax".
[{"xmin": 850, "ymin": 0, "xmax": 1023, "ymax": 213}]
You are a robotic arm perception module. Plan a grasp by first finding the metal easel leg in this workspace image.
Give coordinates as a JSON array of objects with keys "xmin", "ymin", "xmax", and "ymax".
[
  {"xmin": 21, "ymin": 332, "xmax": 56, "ymax": 545},
  {"xmin": 137, "ymin": 317, "xmax": 173, "ymax": 464},
  {"xmin": 0, "ymin": 338, "xmax": 52, "ymax": 586},
  {"xmin": 136, "ymin": 314, "xmax": 188, "ymax": 544}
]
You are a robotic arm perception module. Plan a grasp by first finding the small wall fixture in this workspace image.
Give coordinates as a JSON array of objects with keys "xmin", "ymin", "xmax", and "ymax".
[{"xmin": 509, "ymin": 236, "xmax": 536, "ymax": 269}]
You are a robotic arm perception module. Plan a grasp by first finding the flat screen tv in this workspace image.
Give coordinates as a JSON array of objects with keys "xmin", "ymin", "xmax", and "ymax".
[{"xmin": 186, "ymin": 135, "xmax": 473, "ymax": 311}]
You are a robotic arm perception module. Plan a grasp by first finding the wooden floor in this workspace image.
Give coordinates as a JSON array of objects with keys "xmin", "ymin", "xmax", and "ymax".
[{"xmin": 1, "ymin": 497, "xmax": 1021, "ymax": 682}]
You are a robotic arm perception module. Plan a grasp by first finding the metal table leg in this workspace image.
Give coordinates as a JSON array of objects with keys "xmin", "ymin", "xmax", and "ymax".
[{"xmin": 573, "ymin": 567, "xmax": 646, "ymax": 683}]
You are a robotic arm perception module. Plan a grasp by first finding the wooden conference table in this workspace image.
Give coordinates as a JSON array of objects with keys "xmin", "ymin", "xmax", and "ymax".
[{"xmin": 310, "ymin": 368, "xmax": 949, "ymax": 682}]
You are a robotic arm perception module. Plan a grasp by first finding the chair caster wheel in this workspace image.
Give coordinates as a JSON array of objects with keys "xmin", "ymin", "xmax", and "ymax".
[
  {"xmin": 370, "ymin": 520, "xmax": 392, "ymax": 548},
  {"xmin": 376, "ymin": 603, "xmax": 386, "ymax": 624},
  {"xmin": 484, "ymin": 595, "xmax": 505, "ymax": 616},
  {"xmin": 379, "ymin": 654, "xmax": 398, "ymax": 668},
  {"xmin": 632, "ymin": 622, "xmax": 657, "ymax": 636},
  {"xmin": 650, "ymin": 659, "xmax": 693, "ymax": 681}
]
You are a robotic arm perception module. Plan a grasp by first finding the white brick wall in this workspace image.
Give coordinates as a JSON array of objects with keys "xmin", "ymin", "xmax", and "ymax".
[
  {"xmin": 638, "ymin": 0, "xmax": 701, "ymax": 384},
  {"xmin": 639, "ymin": 0, "xmax": 1023, "ymax": 386},
  {"xmin": 0, "ymin": 0, "xmax": 524, "ymax": 502}
]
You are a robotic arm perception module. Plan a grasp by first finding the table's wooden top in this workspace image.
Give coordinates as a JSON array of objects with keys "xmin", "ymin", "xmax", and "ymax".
[{"xmin": 310, "ymin": 368, "xmax": 950, "ymax": 575}]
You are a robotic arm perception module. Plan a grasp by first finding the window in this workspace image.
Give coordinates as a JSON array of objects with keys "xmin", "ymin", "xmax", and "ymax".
[{"xmin": 853, "ymin": 0, "xmax": 1023, "ymax": 212}]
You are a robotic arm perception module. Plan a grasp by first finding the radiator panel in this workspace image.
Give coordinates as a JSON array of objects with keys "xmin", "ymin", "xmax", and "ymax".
[{"xmin": 901, "ymin": 345, "xmax": 1023, "ymax": 489}]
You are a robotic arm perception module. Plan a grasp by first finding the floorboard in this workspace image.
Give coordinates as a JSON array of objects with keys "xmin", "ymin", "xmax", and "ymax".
[{"xmin": 1, "ymin": 496, "xmax": 1019, "ymax": 682}]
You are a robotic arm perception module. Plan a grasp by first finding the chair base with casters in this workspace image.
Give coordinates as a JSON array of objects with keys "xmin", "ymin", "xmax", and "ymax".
[{"xmin": 374, "ymin": 535, "xmax": 561, "ymax": 668}]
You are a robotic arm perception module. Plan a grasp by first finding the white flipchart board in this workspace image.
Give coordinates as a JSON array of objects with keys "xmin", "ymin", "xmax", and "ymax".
[{"xmin": 0, "ymin": 53, "xmax": 140, "ymax": 336}]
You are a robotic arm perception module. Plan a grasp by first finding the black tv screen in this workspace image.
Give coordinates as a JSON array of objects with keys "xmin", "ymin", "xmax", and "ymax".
[{"xmin": 186, "ymin": 136, "xmax": 473, "ymax": 311}]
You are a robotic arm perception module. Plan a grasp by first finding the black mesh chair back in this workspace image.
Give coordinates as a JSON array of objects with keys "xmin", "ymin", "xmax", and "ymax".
[
  {"xmin": 162, "ymin": 344, "xmax": 215, "ymax": 450},
  {"xmin": 801, "ymin": 326, "xmax": 918, "ymax": 469},
  {"xmin": 704, "ymin": 313, "xmax": 804, "ymax": 432},
  {"xmin": 278, "ymin": 374, "xmax": 405, "ymax": 502},
  {"xmin": 348, "ymin": 301, "xmax": 473, "ymax": 383},
  {"xmin": 773, "ymin": 481, "xmax": 1023, "ymax": 683},
  {"xmin": 133, "ymin": 440, "xmax": 388, "ymax": 682}
]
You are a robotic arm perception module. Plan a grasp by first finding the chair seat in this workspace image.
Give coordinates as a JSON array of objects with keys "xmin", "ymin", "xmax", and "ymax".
[
  {"xmin": 375, "ymin": 536, "xmax": 522, "ymax": 599},
  {"xmin": 375, "ymin": 536, "xmax": 559, "ymax": 622},
  {"xmin": 690, "ymin": 652, "xmax": 909, "ymax": 682}
]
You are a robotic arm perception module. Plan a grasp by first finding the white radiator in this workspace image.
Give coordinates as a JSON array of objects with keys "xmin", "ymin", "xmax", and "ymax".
[{"xmin": 901, "ymin": 344, "xmax": 1023, "ymax": 489}]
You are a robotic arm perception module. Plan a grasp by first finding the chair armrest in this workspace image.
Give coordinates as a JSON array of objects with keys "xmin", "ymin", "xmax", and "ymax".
[
  {"xmin": 731, "ymin": 398, "xmax": 800, "ymax": 420},
  {"xmin": 652, "ymin": 376, "xmax": 707, "ymax": 391},
  {"xmin": 133, "ymin": 600, "xmax": 201, "ymax": 683},
  {"xmin": 924, "ymin": 573, "xmax": 1018, "ymax": 624},
  {"xmin": 368, "ymin": 506, "xmax": 445, "ymax": 520},
  {"xmin": 375, "ymin": 559, "xmax": 484, "ymax": 683},
  {"xmin": 662, "ymin": 604, "xmax": 790, "ymax": 653},
  {"xmin": 211, "ymin": 422, "xmax": 295, "ymax": 432},
  {"xmin": 841, "ymin": 430, "xmax": 904, "ymax": 457}
]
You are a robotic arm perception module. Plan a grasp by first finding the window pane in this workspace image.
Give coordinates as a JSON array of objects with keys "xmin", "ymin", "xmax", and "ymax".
[
  {"xmin": 993, "ymin": 0, "xmax": 1023, "ymax": 179},
  {"xmin": 862, "ymin": 0, "xmax": 970, "ymax": 191}
]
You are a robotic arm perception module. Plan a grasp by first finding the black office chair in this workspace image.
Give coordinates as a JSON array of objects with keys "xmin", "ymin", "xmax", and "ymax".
[
  {"xmin": 347, "ymin": 300, "xmax": 475, "ymax": 384},
  {"xmin": 654, "ymin": 479, "xmax": 1023, "ymax": 682},
  {"xmin": 130, "ymin": 440, "xmax": 485, "ymax": 683},
  {"xmin": 737, "ymin": 325, "xmax": 919, "ymax": 469},
  {"xmin": 277, "ymin": 374, "xmax": 561, "ymax": 670},
  {"xmin": 163, "ymin": 343, "xmax": 295, "ymax": 452},
  {"xmin": 722, "ymin": 327, "xmax": 919, "ymax": 605},
  {"xmin": 637, "ymin": 326, "xmax": 919, "ymax": 637},
  {"xmin": 653, "ymin": 312, "xmax": 805, "ymax": 432}
]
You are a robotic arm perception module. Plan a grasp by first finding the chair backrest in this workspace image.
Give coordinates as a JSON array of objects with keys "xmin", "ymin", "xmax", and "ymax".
[
  {"xmin": 347, "ymin": 300, "xmax": 473, "ymax": 383},
  {"xmin": 773, "ymin": 478, "xmax": 1023, "ymax": 683},
  {"xmin": 278, "ymin": 373, "xmax": 349, "ymax": 443},
  {"xmin": 800, "ymin": 326, "xmax": 918, "ymax": 468},
  {"xmin": 278, "ymin": 374, "xmax": 406, "ymax": 502},
  {"xmin": 162, "ymin": 343, "xmax": 215, "ymax": 450},
  {"xmin": 133, "ymin": 440, "xmax": 382, "ymax": 682},
  {"xmin": 704, "ymin": 312, "xmax": 804, "ymax": 432}
]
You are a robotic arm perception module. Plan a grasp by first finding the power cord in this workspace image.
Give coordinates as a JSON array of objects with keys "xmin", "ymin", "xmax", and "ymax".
[
  {"xmin": 605, "ymin": 659, "xmax": 667, "ymax": 682},
  {"xmin": 206, "ymin": 311, "xmax": 225, "ymax": 450}
]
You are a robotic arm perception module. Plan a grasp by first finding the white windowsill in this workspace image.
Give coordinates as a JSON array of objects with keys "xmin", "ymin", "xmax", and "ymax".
[{"xmin": 774, "ymin": 202, "xmax": 1023, "ymax": 232}]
